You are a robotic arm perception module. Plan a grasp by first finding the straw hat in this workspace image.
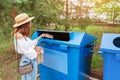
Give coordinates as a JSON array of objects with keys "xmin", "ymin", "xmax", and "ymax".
[{"xmin": 13, "ymin": 13, "xmax": 35, "ymax": 27}]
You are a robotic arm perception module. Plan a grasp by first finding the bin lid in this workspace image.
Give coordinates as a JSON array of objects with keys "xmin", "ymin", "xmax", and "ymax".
[
  {"xmin": 100, "ymin": 33, "xmax": 120, "ymax": 54},
  {"xmin": 31, "ymin": 30, "xmax": 97, "ymax": 48},
  {"xmin": 69, "ymin": 32, "xmax": 97, "ymax": 48}
]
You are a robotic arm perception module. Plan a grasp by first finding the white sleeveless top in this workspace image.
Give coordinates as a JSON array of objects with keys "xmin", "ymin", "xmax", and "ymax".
[{"xmin": 14, "ymin": 35, "xmax": 38, "ymax": 59}]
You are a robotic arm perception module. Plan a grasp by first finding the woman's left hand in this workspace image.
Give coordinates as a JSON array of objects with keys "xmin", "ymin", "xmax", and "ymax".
[{"xmin": 35, "ymin": 46, "xmax": 44, "ymax": 55}]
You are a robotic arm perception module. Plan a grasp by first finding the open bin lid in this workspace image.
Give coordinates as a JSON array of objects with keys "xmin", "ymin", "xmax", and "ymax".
[
  {"xmin": 31, "ymin": 30, "xmax": 97, "ymax": 48},
  {"xmin": 100, "ymin": 33, "xmax": 120, "ymax": 54}
]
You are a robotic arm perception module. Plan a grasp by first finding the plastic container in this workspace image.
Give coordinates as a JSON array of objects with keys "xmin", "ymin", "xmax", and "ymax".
[
  {"xmin": 100, "ymin": 33, "xmax": 120, "ymax": 80},
  {"xmin": 31, "ymin": 30, "xmax": 97, "ymax": 80}
]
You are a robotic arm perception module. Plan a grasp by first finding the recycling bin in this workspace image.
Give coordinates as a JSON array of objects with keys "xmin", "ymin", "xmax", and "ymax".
[
  {"xmin": 99, "ymin": 33, "xmax": 120, "ymax": 80},
  {"xmin": 31, "ymin": 30, "xmax": 97, "ymax": 80}
]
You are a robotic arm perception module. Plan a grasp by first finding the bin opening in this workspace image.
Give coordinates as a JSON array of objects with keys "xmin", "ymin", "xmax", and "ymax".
[
  {"xmin": 38, "ymin": 31, "xmax": 70, "ymax": 41},
  {"xmin": 113, "ymin": 37, "xmax": 120, "ymax": 48}
]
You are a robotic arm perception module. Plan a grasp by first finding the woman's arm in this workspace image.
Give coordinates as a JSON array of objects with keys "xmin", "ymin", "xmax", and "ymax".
[
  {"xmin": 16, "ymin": 33, "xmax": 37, "ymax": 59},
  {"xmin": 37, "ymin": 33, "xmax": 53, "ymax": 41},
  {"xmin": 32, "ymin": 33, "xmax": 53, "ymax": 45}
]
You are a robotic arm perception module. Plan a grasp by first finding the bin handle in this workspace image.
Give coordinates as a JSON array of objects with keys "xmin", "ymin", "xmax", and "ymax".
[
  {"xmin": 89, "ymin": 50, "xmax": 95, "ymax": 53},
  {"xmin": 116, "ymin": 54, "xmax": 120, "ymax": 60},
  {"xmin": 97, "ymin": 51, "xmax": 103, "ymax": 54},
  {"xmin": 41, "ymin": 41, "xmax": 53, "ymax": 45},
  {"xmin": 59, "ymin": 45, "xmax": 68, "ymax": 50},
  {"xmin": 39, "ymin": 39, "xmax": 53, "ymax": 45}
]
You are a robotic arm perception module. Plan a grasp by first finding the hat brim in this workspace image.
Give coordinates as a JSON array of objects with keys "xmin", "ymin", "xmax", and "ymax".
[{"xmin": 13, "ymin": 17, "xmax": 35, "ymax": 28}]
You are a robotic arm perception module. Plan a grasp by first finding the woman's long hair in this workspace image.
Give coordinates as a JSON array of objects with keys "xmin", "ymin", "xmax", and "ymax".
[{"xmin": 14, "ymin": 22, "xmax": 31, "ymax": 37}]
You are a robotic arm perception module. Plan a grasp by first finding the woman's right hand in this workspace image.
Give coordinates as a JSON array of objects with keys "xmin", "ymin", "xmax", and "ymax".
[
  {"xmin": 37, "ymin": 33, "xmax": 53, "ymax": 40},
  {"xmin": 44, "ymin": 33, "xmax": 53, "ymax": 38}
]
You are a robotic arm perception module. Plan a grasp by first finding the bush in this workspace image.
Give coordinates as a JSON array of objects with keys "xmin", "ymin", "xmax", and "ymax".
[{"xmin": 78, "ymin": 17, "xmax": 93, "ymax": 30}]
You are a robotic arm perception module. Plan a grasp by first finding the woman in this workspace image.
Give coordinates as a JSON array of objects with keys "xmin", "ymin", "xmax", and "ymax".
[{"xmin": 13, "ymin": 13, "xmax": 53, "ymax": 80}]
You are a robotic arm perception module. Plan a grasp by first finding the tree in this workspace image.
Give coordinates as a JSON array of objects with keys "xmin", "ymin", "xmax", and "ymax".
[
  {"xmin": 0, "ymin": 0, "xmax": 14, "ymax": 37},
  {"xmin": 33, "ymin": 0, "xmax": 64, "ymax": 30},
  {"xmin": 94, "ymin": 0, "xmax": 120, "ymax": 24},
  {"xmin": 0, "ymin": 0, "xmax": 29, "ymax": 37},
  {"xmin": 68, "ymin": 0, "xmax": 93, "ymax": 30},
  {"xmin": 0, "ymin": 0, "xmax": 65, "ymax": 37},
  {"xmin": 101, "ymin": 1, "xmax": 120, "ymax": 24}
]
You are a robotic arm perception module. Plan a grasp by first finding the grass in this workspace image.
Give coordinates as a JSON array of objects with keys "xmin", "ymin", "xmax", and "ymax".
[
  {"xmin": 0, "ymin": 25, "xmax": 120, "ymax": 79},
  {"xmin": 0, "ymin": 36, "xmax": 13, "ymax": 52},
  {"xmin": 0, "ymin": 36, "xmax": 21, "ymax": 80},
  {"xmin": 0, "ymin": 72, "xmax": 6, "ymax": 79},
  {"xmin": 92, "ymin": 53, "xmax": 103, "ymax": 69}
]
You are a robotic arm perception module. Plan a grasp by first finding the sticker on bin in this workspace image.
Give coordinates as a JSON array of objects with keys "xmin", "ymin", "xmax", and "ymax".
[{"xmin": 42, "ymin": 48, "xmax": 68, "ymax": 74}]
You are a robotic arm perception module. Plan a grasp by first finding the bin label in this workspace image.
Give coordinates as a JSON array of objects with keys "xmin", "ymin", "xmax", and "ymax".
[{"xmin": 42, "ymin": 48, "xmax": 68, "ymax": 74}]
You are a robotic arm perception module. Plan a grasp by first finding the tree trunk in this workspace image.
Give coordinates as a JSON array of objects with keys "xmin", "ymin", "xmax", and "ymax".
[{"xmin": 66, "ymin": 0, "xmax": 68, "ymax": 17}]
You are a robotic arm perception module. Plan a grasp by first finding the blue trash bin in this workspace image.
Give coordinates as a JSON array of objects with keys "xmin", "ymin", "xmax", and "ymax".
[
  {"xmin": 100, "ymin": 33, "xmax": 120, "ymax": 80},
  {"xmin": 31, "ymin": 30, "xmax": 97, "ymax": 80}
]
